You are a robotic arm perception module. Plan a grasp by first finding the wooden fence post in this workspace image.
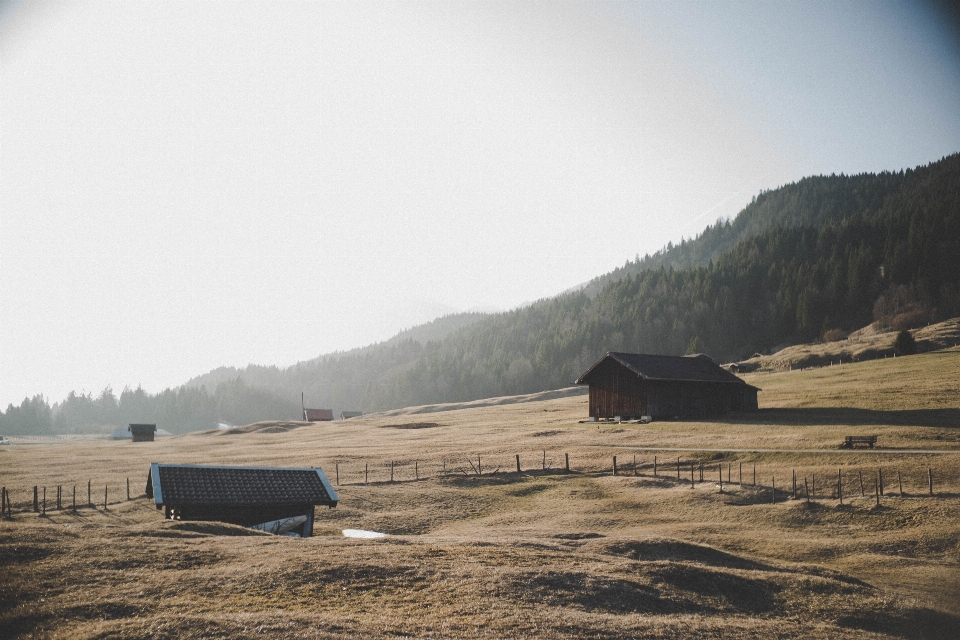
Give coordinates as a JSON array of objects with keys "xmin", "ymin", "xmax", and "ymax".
[
  {"xmin": 613, "ymin": 456, "xmax": 618, "ymax": 476},
  {"xmin": 700, "ymin": 461, "xmax": 704, "ymax": 482},
  {"xmin": 805, "ymin": 478, "xmax": 810, "ymax": 503},
  {"xmin": 878, "ymin": 468, "xmax": 884, "ymax": 496},
  {"xmin": 875, "ymin": 481, "xmax": 880, "ymax": 506},
  {"xmin": 542, "ymin": 450, "xmax": 546, "ymax": 471},
  {"xmin": 654, "ymin": 456, "xmax": 657, "ymax": 477},
  {"xmin": 365, "ymin": 463, "xmax": 368, "ymax": 485},
  {"xmin": 838, "ymin": 470, "xmax": 842, "ymax": 505},
  {"xmin": 42, "ymin": 487, "xmax": 46, "ymax": 514},
  {"xmin": 859, "ymin": 471, "xmax": 864, "ymax": 497},
  {"xmin": 690, "ymin": 462, "xmax": 695, "ymax": 488},
  {"xmin": 929, "ymin": 468, "xmax": 933, "ymax": 496},
  {"xmin": 104, "ymin": 485, "xmax": 107, "ymax": 509},
  {"xmin": 898, "ymin": 471, "xmax": 903, "ymax": 497},
  {"xmin": 127, "ymin": 478, "xmax": 130, "ymax": 500},
  {"xmin": 390, "ymin": 461, "xmax": 394, "ymax": 483},
  {"xmin": 753, "ymin": 464, "xmax": 756, "ymax": 486},
  {"xmin": 73, "ymin": 486, "xmax": 76, "ymax": 511},
  {"xmin": 719, "ymin": 464, "xmax": 723, "ymax": 493},
  {"xmin": 728, "ymin": 463, "xmax": 732, "ymax": 484},
  {"xmin": 792, "ymin": 470, "xmax": 797, "ymax": 500},
  {"xmin": 812, "ymin": 474, "xmax": 816, "ymax": 498},
  {"xmin": 739, "ymin": 462, "xmax": 742, "ymax": 486},
  {"xmin": 565, "ymin": 453, "xmax": 569, "ymax": 472},
  {"xmin": 676, "ymin": 456, "xmax": 680, "ymax": 480},
  {"xmin": 1, "ymin": 487, "xmax": 5, "ymax": 516},
  {"xmin": 516, "ymin": 454, "xmax": 521, "ymax": 473},
  {"xmin": 478, "ymin": 456, "xmax": 482, "ymax": 476},
  {"xmin": 336, "ymin": 463, "xmax": 339, "ymax": 486},
  {"xmin": 88, "ymin": 480, "xmax": 91, "ymax": 506},
  {"xmin": 57, "ymin": 485, "xmax": 61, "ymax": 511},
  {"xmin": 33, "ymin": 486, "xmax": 38, "ymax": 513},
  {"xmin": 772, "ymin": 477, "xmax": 776, "ymax": 504},
  {"xmin": 634, "ymin": 454, "xmax": 637, "ymax": 477},
  {"xmin": 415, "ymin": 460, "xmax": 419, "ymax": 481}
]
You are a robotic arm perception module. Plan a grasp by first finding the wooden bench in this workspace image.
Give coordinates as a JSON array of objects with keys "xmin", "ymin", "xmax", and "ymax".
[{"xmin": 843, "ymin": 435, "xmax": 878, "ymax": 448}]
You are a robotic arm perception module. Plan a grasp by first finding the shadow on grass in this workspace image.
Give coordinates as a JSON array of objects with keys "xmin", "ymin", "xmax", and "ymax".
[{"xmin": 728, "ymin": 407, "xmax": 960, "ymax": 429}]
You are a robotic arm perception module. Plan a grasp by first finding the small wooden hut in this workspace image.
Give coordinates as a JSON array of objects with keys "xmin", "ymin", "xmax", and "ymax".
[
  {"xmin": 340, "ymin": 411, "xmax": 363, "ymax": 420},
  {"xmin": 575, "ymin": 352, "xmax": 759, "ymax": 420},
  {"xmin": 128, "ymin": 423, "xmax": 157, "ymax": 442},
  {"xmin": 303, "ymin": 408, "xmax": 334, "ymax": 422},
  {"xmin": 146, "ymin": 463, "xmax": 339, "ymax": 537}
]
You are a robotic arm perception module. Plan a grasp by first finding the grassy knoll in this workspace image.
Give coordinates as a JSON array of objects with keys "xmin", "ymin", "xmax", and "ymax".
[{"xmin": 1, "ymin": 349, "xmax": 959, "ymax": 638}]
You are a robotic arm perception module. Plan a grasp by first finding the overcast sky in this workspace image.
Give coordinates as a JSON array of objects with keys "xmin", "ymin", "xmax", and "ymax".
[{"xmin": 2, "ymin": 0, "xmax": 959, "ymax": 407}]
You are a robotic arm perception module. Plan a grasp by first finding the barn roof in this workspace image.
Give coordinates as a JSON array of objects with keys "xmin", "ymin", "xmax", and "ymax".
[
  {"xmin": 303, "ymin": 408, "xmax": 334, "ymax": 421},
  {"xmin": 576, "ymin": 352, "xmax": 759, "ymax": 388},
  {"xmin": 129, "ymin": 423, "xmax": 157, "ymax": 433},
  {"xmin": 146, "ymin": 463, "xmax": 339, "ymax": 509}
]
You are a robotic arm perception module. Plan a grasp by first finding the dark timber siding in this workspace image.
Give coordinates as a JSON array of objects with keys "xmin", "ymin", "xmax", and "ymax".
[{"xmin": 587, "ymin": 359, "xmax": 646, "ymax": 418}]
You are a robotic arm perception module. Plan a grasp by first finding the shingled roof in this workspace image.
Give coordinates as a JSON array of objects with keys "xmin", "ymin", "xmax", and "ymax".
[
  {"xmin": 575, "ymin": 352, "xmax": 756, "ymax": 386},
  {"xmin": 147, "ymin": 463, "xmax": 339, "ymax": 509},
  {"xmin": 303, "ymin": 408, "xmax": 334, "ymax": 421}
]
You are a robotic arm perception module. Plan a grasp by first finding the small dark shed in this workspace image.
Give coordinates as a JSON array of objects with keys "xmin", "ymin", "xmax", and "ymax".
[
  {"xmin": 129, "ymin": 423, "xmax": 157, "ymax": 442},
  {"xmin": 575, "ymin": 352, "xmax": 760, "ymax": 420},
  {"xmin": 303, "ymin": 408, "xmax": 334, "ymax": 422},
  {"xmin": 146, "ymin": 463, "xmax": 339, "ymax": 537}
]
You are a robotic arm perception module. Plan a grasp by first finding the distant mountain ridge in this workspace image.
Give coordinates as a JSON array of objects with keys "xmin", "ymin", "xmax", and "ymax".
[{"xmin": 4, "ymin": 153, "xmax": 959, "ymax": 434}]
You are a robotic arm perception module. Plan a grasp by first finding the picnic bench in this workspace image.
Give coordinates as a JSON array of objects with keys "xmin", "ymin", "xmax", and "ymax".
[{"xmin": 842, "ymin": 435, "xmax": 878, "ymax": 449}]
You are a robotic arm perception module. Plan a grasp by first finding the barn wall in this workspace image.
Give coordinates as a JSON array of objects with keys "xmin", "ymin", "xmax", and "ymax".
[{"xmin": 587, "ymin": 360, "xmax": 646, "ymax": 418}]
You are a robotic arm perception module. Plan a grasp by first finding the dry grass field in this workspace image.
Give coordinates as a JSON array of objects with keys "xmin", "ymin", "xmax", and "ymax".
[{"xmin": 2, "ymin": 348, "xmax": 960, "ymax": 638}]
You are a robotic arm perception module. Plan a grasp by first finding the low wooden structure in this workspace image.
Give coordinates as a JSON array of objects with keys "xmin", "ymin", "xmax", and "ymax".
[
  {"xmin": 303, "ymin": 408, "xmax": 334, "ymax": 422},
  {"xmin": 842, "ymin": 435, "xmax": 878, "ymax": 448},
  {"xmin": 340, "ymin": 411, "xmax": 363, "ymax": 420},
  {"xmin": 128, "ymin": 423, "xmax": 157, "ymax": 442},
  {"xmin": 575, "ymin": 352, "xmax": 760, "ymax": 420},
  {"xmin": 146, "ymin": 463, "xmax": 339, "ymax": 537}
]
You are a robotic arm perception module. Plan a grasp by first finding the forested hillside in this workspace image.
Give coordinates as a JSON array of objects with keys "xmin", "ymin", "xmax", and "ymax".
[{"xmin": 3, "ymin": 154, "xmax": 958, "ymax": 434}]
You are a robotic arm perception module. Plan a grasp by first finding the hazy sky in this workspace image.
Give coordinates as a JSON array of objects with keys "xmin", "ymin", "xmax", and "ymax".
[{"xmin": 2, "ymin": 1, "xmax": 959, "ymax": 407}]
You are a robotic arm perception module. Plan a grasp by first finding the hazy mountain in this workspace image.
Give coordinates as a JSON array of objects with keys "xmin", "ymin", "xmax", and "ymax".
[{"xmin": 4, "ymin": 153, "xmax": 959, "ymax": 433}]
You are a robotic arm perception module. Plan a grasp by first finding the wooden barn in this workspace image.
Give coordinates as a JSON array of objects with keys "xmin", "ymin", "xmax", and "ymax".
[
  {"xmin": 575, "ymin": 352, "xmax": 759, "ymax": 420},
  {"xmin": 128, "ymin": 423, "xmax": 157, "ymax": 442},
  {"xmin": 146, "ymin": 463, "xmax": 339, "ymax": 537},
  {"xmin": 303, "ymin": 408, "xmax": 334, "ymax": 422}
]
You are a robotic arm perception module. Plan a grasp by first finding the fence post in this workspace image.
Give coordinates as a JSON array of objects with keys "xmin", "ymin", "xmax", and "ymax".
[
  {"xmin": 390, "ymin": 461, "xmax": 394, "ymax": 483},
  {"xmin": 42, "ymin": 487, "xmax": 46, "ymax": 514},
  {"xmin": 898, "ymin": 471, "xmax": 903, "ymax": 497},
  {"xmin": 805, "ymin": 478, "xmax": 810, "ymax": 503},
  {"xmin": 634, "ymin": 454, "xmax": 637, "ymax": 477},
  {"xmin": 335, "ymin": 463, "xmax": 339, "ymax": 486},
  {"xmin": 478, "ymin": 456, "xmax": 482, "ymax": 476},
  {"xmin": 838, "ymin": 470, "xmax": 842, "ymax": 505},
  {"xmin": 565, "ymin": 453, "xmax": 569, "ymax": 472},
  {"xmin": 104, "ymin": 485, "xmax": 107, "ymax": 509},
  {"xmin": 739, "ymin": 462, "xmax": 742, "ymax": 486},
  {"xmin": 676, "ymin": 457, "xmax": 680, "ymax": 480},
  {"xmin": 34, "ymin": 486, "xmax": 38, "ymax": 513},
  {"xmin": 57, "ymin": 485, "xmax": 61, "ymax": 511},
  {"xmin": 73, "ymin": 486, "xmax": 76, "ymax": 511},
  {"xmin": 88, "ymin": 479, "xmax": 91, "ymax": 506},
  {"xmin": 613, "ymin": 456, "xmax": 618, "ymax": 476},
  {"xmin": 753, "ymin": 464, "xmax": 756, "ymax": 486},
  {"xmin": 875, "ymin": 481, "xmax": 880, "ymax": 506},
  {"xmin": 929, "ymin": 468, "xmax": 933, "ymax": 496},
  {"xmin": 691, "ymin": 462, "xmax": 695, "ymax": 488},
  {"xmin": 516, "ymin": 455, "xmax": 521, "ymax": 473},
  {"xmin": 365, "ymin": 463, "xmax": 368, "ymax": 485},
  {"xmin": 700, "ymin": 461, "xmax": 704, "ymax": 482},
  {"xmin": 727, "ymin": 463, "xmax": 731, "ymax": 484},
  {"xmin": 812, "ymin": 474, "xmax": 816, "ymax": 498},
  {"xmin": 792, "ymin": 470, "xmax": 797, "ymax": 499},
  {"xmin": 772, "ymin": 477, "xmax": 776, "ymax": 504},
  {"xmin": 1, "ymin": 487, "xmax": 5, "ymax": 516},
  {"xmin": 719, "ymin": 464, "xmax": 723, "ymax": 493},
  {"xmin": 859, "ymin": 471, "xmax": 864, "ymax": 497},
  {"xmin": 654, "ymin": 456, "xmax": 657, "ymax": 477},
  {"xmin": 415, "ymin": 460, "xmax": 419, "ymax": 481},
  {"xmin": 127, "ymin": 478, "xmax": 130, "ymax": 500},
  {"xmin": 878, "ymin": 468, "xmax": 884, "ymax": 496},
  {"xmin": 542, "ymin": 450, "xmax": 546, "ymax": 471}
]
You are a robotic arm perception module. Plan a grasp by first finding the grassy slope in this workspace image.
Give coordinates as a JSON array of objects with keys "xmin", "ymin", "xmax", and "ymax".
[{"xmin": 2, "ymin": 350, "xmax": 960, "ymax": 638}]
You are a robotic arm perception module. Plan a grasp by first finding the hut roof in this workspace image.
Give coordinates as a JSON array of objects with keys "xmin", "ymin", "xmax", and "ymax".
[
  {"xmin": 147, "ymin": 463, "xmax": 339, "ymax": 509},
  {"xmin": 576, "ymin": 352, "xmax": 758, "ymax": 388},
  {"xmin": 129, "ymin": 423, "xmax": 157, "ymax": 433},
  {"xmin": 303, "ymin": 408, "xmax": 334, "ymax": 421}
]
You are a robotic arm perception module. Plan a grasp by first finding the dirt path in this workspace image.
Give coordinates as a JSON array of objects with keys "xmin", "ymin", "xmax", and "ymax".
[{"xmin": 591, "ymin": 445, "xmax": 960, "ymax": 455}]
